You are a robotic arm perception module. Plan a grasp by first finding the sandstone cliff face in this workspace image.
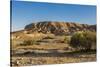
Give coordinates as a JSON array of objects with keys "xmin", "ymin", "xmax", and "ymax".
[{"xmin": 24, "ymin": 21, "xmax": 96, "ymax": 35}]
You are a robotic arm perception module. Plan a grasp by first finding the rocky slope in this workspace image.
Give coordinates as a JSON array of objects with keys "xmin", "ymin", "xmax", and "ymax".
[{"xmin": 24, "ymin": 21, "xmax": 96, "ymax": 35}]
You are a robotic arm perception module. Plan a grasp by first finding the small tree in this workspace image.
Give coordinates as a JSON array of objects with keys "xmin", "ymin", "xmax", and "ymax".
[{"xmin": 70, "ymin": 31, "xmax": 96, "ymax": 50}]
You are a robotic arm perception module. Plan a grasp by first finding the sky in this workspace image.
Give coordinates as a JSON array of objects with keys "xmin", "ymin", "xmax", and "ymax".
[{"xmin": 11, "ymin": 1, "xmax": 96, "ymax": 31}]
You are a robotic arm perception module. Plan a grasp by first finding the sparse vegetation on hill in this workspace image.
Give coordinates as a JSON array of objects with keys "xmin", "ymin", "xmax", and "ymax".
[{"xmin": 19, "ymin": 40, "xmax": 40, "ymax": 46}]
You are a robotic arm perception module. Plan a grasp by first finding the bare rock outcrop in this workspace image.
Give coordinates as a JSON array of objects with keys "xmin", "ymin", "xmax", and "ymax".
[{"xmin": 24, "ymin": 21, "xmax": 96, "ymax": 35}]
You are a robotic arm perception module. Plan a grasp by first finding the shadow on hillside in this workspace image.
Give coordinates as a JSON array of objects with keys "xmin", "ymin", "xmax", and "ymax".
[{"xmin": 12, "ymin": 49, "xmax": 96, "ymax": 57}]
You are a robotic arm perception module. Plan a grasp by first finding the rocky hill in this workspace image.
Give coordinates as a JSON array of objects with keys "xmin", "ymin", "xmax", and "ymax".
[{"xmin": 24, "ymin": 21, "xmax": 96, "ymax": 35}]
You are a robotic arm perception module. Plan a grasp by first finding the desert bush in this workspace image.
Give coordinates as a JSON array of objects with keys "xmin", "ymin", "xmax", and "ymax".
[
  {"xmin": 63, "ymin": 36, "xmax": 70, "ymax": 44},
  {"xmin": 19, "ymin": 40, "xmax": 40, "ymax": 46},
  {"xmin": 70, "ymin": 31, "xmax": 96, "ymax": 50}
]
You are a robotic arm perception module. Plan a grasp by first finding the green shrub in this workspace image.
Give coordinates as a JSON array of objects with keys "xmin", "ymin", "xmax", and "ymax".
[
  {"xmin": 70, "ymin": 31, "xmax": 96, "ymax": 50},
  {"xmin": 63, "ymin": 36, "xmax": 70, "ymax": 44},
  {"xmin": 20, "ymin": 40, "xmax": 40, "ymax": 46}
]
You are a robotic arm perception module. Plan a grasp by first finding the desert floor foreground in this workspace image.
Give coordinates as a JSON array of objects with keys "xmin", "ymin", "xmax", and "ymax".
[{"xmin": 11, "ymin": 35, "xmax": 96, "ymax": 66}]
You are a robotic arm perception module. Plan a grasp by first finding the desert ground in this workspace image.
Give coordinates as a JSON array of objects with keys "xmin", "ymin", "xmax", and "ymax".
[{"xmin": 11, "ymin": 33, "xmax": 96, "ymax": 66}]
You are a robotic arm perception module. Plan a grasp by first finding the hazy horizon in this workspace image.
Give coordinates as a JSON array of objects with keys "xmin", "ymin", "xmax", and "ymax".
[{"xmin": 11, "ymin": 1, "xmax": 96, "ymax": 31}]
